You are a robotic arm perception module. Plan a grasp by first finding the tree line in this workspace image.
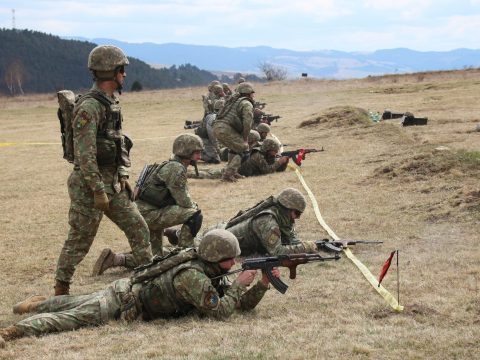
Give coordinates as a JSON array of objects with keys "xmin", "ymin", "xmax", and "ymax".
[{"xmin": 0, "ymin": 29, "xmax": 262, "ymax": 96}]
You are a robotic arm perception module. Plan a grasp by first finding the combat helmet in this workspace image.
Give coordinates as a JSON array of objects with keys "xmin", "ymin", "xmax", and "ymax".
[
  {"xmin": 248, "ymin": 130, "xmax": 261, "ymax": 144},
  {"xmin": 173, "ymin": 133, "xmax": 204, "ymax": 158},
  {"xmin": 276, "ymin": 188, "xmax": 307, "ymax": 213},
  {"xmin": 88, "ymin": 45, "xmax": 129, "ymax": 72},
  {"xmin": 198, "ymin": 229, "xmax": 241, "ymax": 262},
  {"xmin": 208, "ymin": 80, "xmax": 221, "ymax": 91},
  {"xmin": 256, "ymin": 123, "xmax": 270, "ymax": 133},
  {"xmin": 260, "ymin": 138, "xmax": 280, "ymax": 153},
  {"xmin": 212, "ymin": 84, "xmax": 224, "ymax": 96},
  {"xmin": 237, "ymin": 82, "xmax": 255, "ymax": 95}
]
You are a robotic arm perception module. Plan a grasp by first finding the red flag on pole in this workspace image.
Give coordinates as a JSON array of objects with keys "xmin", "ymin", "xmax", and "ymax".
[{"xmin": 378, "ymin": 251, "xmax": 396, "ymax": 287}]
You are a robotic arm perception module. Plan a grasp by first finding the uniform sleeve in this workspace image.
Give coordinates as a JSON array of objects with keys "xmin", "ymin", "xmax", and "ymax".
[
  {"xmin": 239, "ymin": 100, "xmax": 254, "ymax": 140},
  {"xmin": 236, "ymin": 281, "xmax": 269, "ymax": 311},
  {"xmin": 251, "ymin": 215, "xmax": 317, "ymax": 255},
  {"xmin": 251, "ymin": 152, "xmax": 283, "ymax": 175},
  {"xmin": 173, "ymin": 269, "xmax": 247, "ymax": 319},
  {"xmin": 73, "ymin": 99, "xmax": 104, "ymax": 193},
  {"xmin": 162, "ymin": 163, "xmax": 195, "ymax": 208}
]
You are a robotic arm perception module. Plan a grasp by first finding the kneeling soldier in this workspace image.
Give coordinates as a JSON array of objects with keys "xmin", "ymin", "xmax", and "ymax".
[
  {"xmin": 0, "ymin": 230, "xmax": 278, "ymax": 347},
  {"xmin": 92, "ymin": 133, "xmax": 205, "ymax": 275}
]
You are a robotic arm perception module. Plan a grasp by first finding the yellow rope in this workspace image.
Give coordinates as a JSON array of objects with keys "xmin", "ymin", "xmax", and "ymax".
[{"xmin": 288, "ymin": 163, "xmax": 403, "ymax": 311}]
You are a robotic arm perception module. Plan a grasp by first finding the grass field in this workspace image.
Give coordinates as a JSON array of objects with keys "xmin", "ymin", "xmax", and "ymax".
[{"xmin": 0, "ymin": 69, "xmax": 479, "ymax": 359}]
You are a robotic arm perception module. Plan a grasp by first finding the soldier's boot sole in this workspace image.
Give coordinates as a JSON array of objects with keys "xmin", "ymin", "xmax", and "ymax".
[
  {"xmin": 54, "ymin": 280, "xmax": 70, "ymax": 296},
  {"xmin": 13, "ymin": 295, "xmax": 47, "ymax": 314},
  {"xmin": 0, "ymin": 326, "xmax": 24, "ymax": 347},
  {"xmin": 91, "ymin": 248, "xmax": 115, "ymax": 276},
  {"xmin": 164, "ymin": 228, "xmax": 179, "ymax": 246}
]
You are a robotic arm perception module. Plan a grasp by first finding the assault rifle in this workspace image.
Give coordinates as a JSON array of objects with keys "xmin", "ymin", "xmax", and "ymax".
[
  {"xmin": 223, "ymin": 253, "xmax": 340, "ymax": 293},
  {"xmin": 280, "ymin": 147, "xmax": 324, "ymax": 166},
  {"xmin": 260, "ymin": 114, "xmax": 281, "ymax": 125},
  {"xmin": 184, "ymin": 120, "xmax": 201, "ymax": 130},
  {"xmin": 315, "ymin": 239, "xmax": 383, "ymax": 253},
  {"xmin": 254, "ymin": 101, "xmax": 267, "ymax": 109}
]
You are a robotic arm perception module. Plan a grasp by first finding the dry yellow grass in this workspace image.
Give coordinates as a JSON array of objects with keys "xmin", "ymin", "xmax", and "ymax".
[{"xmin": 0, "ymin": 70, "xmax": 479, "ymax": 359}]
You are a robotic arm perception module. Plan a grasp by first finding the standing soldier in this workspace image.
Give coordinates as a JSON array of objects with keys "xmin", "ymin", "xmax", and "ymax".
[
  {"xmin": 92, "ymin": 133, "xmax": 204, "ymax": 275},
  {"xmin": 54, "ymin": 45, "xmax": 153, "ymax": 296},
  {"xmin": 213, "ymin": 82, "xmax": 255, "ymax": 182},
  {"xmin": 197, "ymin": 99, "xmax": 224, "ymax": 164}
]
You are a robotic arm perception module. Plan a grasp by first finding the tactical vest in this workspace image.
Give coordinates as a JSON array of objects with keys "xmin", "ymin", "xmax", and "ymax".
[
  {"xmin": 226, "ymin": 201, "xmax": 295, "ymax": 254},
  {"xmin": 238, "ymin": 148, "xmax": 262, "ymax": 177},
  {"xmin": 69, "ymin": 90, "xmax": 132, "ymax": 167},
  {"xmin": 138, "ymin": 256, "xmax": 224, "ymax": 320},
  {"xmin": 215, "ymin": 95, "xmax": 253, "ymax": 134},
  {"xmin": 138, "ymin": 160, "xmax": 178, "ymax": 208}
]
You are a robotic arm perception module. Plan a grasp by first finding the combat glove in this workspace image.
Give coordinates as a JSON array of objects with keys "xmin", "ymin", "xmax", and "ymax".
[{"xmin": 93, "ymin": 191, "xmax": 110, "ymax": 212}]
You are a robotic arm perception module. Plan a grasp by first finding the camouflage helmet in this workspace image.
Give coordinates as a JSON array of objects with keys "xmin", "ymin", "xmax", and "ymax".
[
  {"xmin": 237, "ymin": 77, "xmax": 246, "ymax": 84},
  {"xmin": 213, "ymin": 99, "xmax": 225, "ymax": 112},
  {"xmin": 256, "ymin": 123, "xmax": 271, "ymax": 133},
  {"xmin": 208, "ymin": 80, "xmax": 221, "ymax": 91},
  {"xmin": 237, "ymin": 82, "xmax": 255, "ymax": 95},
  {"xmin": 261, "ymin": 138, "xmax": 280, "ymax": 153},
  {"xmin": 248, "ymin": 130, "xmax": 261, "ymax": 143},
  {"xmin": 212, "ymin": 84, "xmax": 224, "ymax": 95},
  {"xmin": 88, "ymin": 45, "xmax": 129, "ymax": 72},
  {"xmin": 172, "ymin": 133, "xmax": 204, "ymax": 158},
  {"xmin": 276, "ymin": 188, "xmax": 307, "ymax": 213},
  {"xmin": 198, "ymin": 229, "xmax": 241, "ymax": 262}
]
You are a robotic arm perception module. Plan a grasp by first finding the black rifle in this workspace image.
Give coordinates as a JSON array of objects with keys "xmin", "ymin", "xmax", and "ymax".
[
  {"xmin": 260, "ymin": 114, "xmax": 281, "ymax": 125},
  {"xmin": 315, "ymin": 239, "xmax": 383, "ymax": 253},
  {"xmin": 254, "ymin": 101, "xmax": 267, "ymax": 109},
  {"xmin": 184, "ymin": 120, "xmax": 201, "ymax": 129},
  {"xmin": 223, "ymin": 253, "xmax": 340, "ymax": 294},
  {"xmin": 280, "ymin": 147, "xmax": 324, "ymax": 166}
]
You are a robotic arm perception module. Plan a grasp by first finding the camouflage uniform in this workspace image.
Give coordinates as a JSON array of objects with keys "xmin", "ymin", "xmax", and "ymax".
[
  {"xmin": 238, "ymin": 150, "xmax": 285, "ymax": 177},
  {"xmin": 120, "ymin": 156, "xmax": 200, "ymax": 268},
  {"xmin": 198, "ymin": 190, "xmax": 318, "ymax": 256},
  {"xmin": 8, "ymin": 231, "xmax": 269, "ymax": 339},
  {"xmin": 197, "ymin": 100, "xmax": 224, "ymax": 164},
  {"xmin": 55, "ymin": 83, "xmax": 152, "ymax": 285},
  {"xmin": 213, "ymin": 83, "xmax": 255, "ymax": 180}
]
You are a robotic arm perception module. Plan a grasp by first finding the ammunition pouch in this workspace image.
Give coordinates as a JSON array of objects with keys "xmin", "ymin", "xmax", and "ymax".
[{"xmin": 96, "ymin": 136, "xmax": 118, "ymax": 166}]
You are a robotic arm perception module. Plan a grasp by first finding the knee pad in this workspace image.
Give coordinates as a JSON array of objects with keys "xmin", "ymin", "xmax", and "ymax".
[{"xmin": 185, "ymin": 210, "xmax": 203, "ymax": 237}]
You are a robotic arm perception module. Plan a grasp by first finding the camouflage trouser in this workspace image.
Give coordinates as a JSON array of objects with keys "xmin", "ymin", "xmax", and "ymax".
[
  {"xmin": 55, "ymin": 171, "xmax": 152, "ymax": 283},
  {"xmin": 187, "ymin": 168, "xmax": 223, "ymax": 180},
  {"xmin": 201, "ymin": 114, "xmax": 221, "ymax": 163},
  {"xmin": 213, "ymin": 123, "xmax": 248, "ymax": 174},
  {"xmin": 121, "ymin": 202, "xmax": 199, "ymax": 268},
  {"xmin": 15, "ymin": 279, "xmax": 131, "ymax": 337}
]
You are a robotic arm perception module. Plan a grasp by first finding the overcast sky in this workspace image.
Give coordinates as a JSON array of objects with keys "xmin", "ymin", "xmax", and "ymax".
[{"xmin": 1, "ymin": 0, "xmax": 480, "ymax": 52}]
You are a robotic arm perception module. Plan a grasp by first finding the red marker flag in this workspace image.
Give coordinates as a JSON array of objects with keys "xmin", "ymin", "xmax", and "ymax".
[{"xmin": 378, "ymin": 251, "xmax": 396, "ymax": 287}]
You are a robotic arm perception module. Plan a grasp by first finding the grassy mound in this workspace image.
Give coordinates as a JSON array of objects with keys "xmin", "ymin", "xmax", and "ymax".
[{"xmin": 299, "ymin": 105, "xmax": 371, "ymax": 128}]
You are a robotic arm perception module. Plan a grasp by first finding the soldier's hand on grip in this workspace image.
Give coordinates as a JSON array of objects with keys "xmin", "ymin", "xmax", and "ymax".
[
  {"xmin": 236, "ymin": 270, "xmax": 257, "ymax": 287},
  {"xmin": 93, "ymin": 191, "xmax": 110, "ymax": 212},
  {"xmin": 261, "ymin": 267, "xmax": 280, "ymax": 286}
]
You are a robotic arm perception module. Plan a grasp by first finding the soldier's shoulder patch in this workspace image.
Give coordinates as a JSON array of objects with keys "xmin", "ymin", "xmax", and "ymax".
[
  {"xmin": 203, "ymin": 291, "xmax": 219, "ymax": 309},
  {"xmin": 76, "ymin": 111, "xmax": 92, "ymax": 129},
  {"xmin": 266, "ymin": 228, "xmax": 281, "ymax": 246}
]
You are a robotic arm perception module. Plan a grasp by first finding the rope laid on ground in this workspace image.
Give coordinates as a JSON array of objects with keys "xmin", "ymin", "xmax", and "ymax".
[{"xmin": 288, "ymin": 163, "xmax": 403, "ymax": 311}]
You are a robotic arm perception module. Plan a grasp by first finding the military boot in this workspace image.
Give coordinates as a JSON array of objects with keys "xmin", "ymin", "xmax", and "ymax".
[
  {"xmin": 221, "ymin": 169, "xmax": 237, "ymax": 182},
  {"xmin": 233, "ymin": 172, "xmax": 245, "ymax": 179},
  {"xmin": 0, "ymin": 326, "xmax": 24, "ymax": 348},
  {"xmin": 13, "ymin": 295, "xmax": 47, "ymax": 315},
  {"xmin": 92, "ymin": 248, "xmax": 126, "ymax": 276},
  {"xmin": 54, "ymin": 280, "xmax": 70, "ymax": 296},
  {"xmin": 163, "ymin": 228, "xmax": 179, "ymax": 246}
]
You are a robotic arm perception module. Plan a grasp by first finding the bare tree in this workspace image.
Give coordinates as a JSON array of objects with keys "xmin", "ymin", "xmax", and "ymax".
[
  {"xmin": 4, "ymin": 59, "xmax": 25, "ymax": 96},
  {"xmin": 258, "ymin": 62, "xmax": 288, "ymax": 81}
]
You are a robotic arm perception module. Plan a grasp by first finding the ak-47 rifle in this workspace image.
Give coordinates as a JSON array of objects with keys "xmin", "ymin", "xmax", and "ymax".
[
  {"xmin": 260, "ymin": 114, "xmax": 281, "ymax": 125},
  {"xmin": 222, "ymin": 253, "xmax": 340, "ymax": 293},
  {"xmin": 184, "ymin": 120, "xmax": 201, "ymax": 130},
  {"xmin": 315, "ymin": 239, "xmax": 383, "ymax": 253},
  {"xmin": 254, "ymin": 101, "xmax": 267, "ymax": 109},
  {"xmin": 280, "ymin": 147, "xmax": 324, "ymax": 166}
]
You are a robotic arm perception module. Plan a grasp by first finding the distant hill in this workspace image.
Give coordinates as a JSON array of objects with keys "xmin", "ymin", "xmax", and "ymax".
[
  {"xmin": 0, "ymin": 29, "xmax": 230, "ymax": 95},
  {"xmin": 84, "ymin": 38, "xmax": 480, "ymax": 79}
]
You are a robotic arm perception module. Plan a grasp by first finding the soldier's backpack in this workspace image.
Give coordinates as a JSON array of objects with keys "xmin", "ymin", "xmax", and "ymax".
[
  {"xmin": 131, "ymin": 248, "xmax": 198, "ymax": 284},
  {"xmin": 56, "ymin": 89, "xmax": 113, "ymax": 163},
  {"xmin": 225, "ymin": 195, "xmax": 277, "ymax": 229},
  {"xmin": 134, "ymin": 161, "xmax": 176, "ymax": 208}
]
